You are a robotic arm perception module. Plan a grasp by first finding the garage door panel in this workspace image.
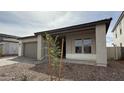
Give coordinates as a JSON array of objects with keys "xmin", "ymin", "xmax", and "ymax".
[{"xmin": 24, "ymin": 42, "xmax": 37, "ymax": 59}]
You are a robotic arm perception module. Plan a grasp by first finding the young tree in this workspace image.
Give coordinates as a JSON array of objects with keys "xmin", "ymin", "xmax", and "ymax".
[
  {"xmin": 0, "ymin": 46, "xmax": 2, "ymax": 57},
  {"xmin": 43, "ymin": 33, "xmax": 64, "ymax": 80}
]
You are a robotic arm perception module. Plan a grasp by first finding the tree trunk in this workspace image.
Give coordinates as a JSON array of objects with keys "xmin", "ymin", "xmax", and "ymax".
[
  {"xmin": 47, "ymin": 41, "xmax": 52, "ymax": 80},
  {"xmin": 58, "ymin": 38, "xmax": 64, "ymax": 80}
]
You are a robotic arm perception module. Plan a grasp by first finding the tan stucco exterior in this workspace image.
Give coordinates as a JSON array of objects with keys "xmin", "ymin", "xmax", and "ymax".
[
  {"xmin": 3, "ymin": 38, "xmax": 19, "ymax": 43},
  {"xmin": 95, "ymin": 24, "xmax": 107, "ymax": 66},
  {"xmin": 20, "ymin": 37, "xmax": 37, "ymax": 43},
  {"xmin": 18, "ymin": 24, "xmax": 108, "ymax": 66},
  {"xmin": 18, "ymin": 18, "xmax": 111, "ymax": 67},
  {"xmin": 37, "ymin": 35, "xmax": 45, "ymax": 60},
  {"xmin": 65, "ymin": 30, "xmax": 96, "ymax": 61}
]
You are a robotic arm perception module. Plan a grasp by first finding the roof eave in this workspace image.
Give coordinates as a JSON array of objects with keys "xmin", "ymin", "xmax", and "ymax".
[
  {"xmin": 112, "ymin": 11, "xmax": 124, "ymax": 32},
  {"xmin": 17, "ymin": 36, "xmax": 36, "ymax": 40},
  {"xmin": 35, "ymin": 18, "xmax": 112, "ymax": 35}
]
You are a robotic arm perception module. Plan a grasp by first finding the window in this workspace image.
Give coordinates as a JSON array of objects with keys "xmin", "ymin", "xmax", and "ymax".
[
  {"xmin": 119, "ymin": 22, "xmax": 122, "ymax": 35},
  {"xmin": 75, "ymin": 39, "xmax": 82, "ymax": 53},
  {"xmin": 120, "ymin": 28, "xmax": 122, "ymax": 35},
  {"xmin": 83, "ymin": 39, "xmax": 92, "ymax": 53},
  {"xmin": 115, "ymin": 33, "xmax": 117, "ymax": 38}
]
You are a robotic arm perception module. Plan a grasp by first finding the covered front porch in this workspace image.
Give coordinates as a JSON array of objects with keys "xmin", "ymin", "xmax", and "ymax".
[
  {"xmin": 60, "ymin": 24, "xmax": 106, "ymax": 66},
  {"xmin": 35, "ymin": 18, "xmax": 112, "ymax": 67},
  {"xmin": 38, "ymin": 24, "xmax": 107, "ymax": 66}
]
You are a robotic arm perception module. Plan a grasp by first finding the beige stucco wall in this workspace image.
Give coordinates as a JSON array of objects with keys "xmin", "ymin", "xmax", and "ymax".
[
  {"xmin": 66, "ymin": 54, "xmax": 96, "ymax": 61},
  {"xmin": 65, "ymin": 30, "xmax": 96, "ymax": 61},
  {"xmin": 20, "ymin": 37, "xmax": 37, "ymax": 43},
  {"xmin": 18, "ymin": 41, "xmax": 23, "ymax": 56},
  {"xmin": 3, "ymin": 38, "xmax": 19, "ymax": 42},
  {"xmin": 18, "ymin": 23, "xmax": 107, "ymax": 67},
  {"xmin": 113, "ymin": 16, "xmax": 124, "ymax": 47},
  {"xmin": 37, "ymin": 35, "xmax": 45, "ymax": 60},
  {"xmin": 96, "ymin": 24, "xmax": 107, "ymax": 66}
]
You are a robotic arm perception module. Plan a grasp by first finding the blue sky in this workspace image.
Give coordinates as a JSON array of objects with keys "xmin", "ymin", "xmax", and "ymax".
[{"xmin": 0, "ymin": 11, "xmax": 122, "ymax": 46}]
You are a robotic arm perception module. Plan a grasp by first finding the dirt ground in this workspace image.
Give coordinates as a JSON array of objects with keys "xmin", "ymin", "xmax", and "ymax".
[{"xmin": 0, "ymin": 60, "xmax": 124, "ymax": 81}]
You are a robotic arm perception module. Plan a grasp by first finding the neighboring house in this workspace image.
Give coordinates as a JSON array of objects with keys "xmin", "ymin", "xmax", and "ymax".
[
  {"xmin": 112, "ymin": 11, "xmax": 124, "ymax": 47},
  {"xmin": 112, "ymin": 11, "xmax": 124, "ymax": 59},
  {"xmin": 18, "ymin": 18, "xmax": 112, "ymax": 66},
  {"xmin": 0, "ymin": 33, "xmax": 19, "ymax": 56}
]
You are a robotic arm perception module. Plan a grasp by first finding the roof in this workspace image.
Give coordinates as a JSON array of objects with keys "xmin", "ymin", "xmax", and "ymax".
[
  {"xmin": 112, "ymin": 11, "xmax": 124, "ymax": 32},
  {"xmin": 35, "ymin": 18, "xmax": 112, "ymax": 35},
  {"xmin": 0, "ymin": 33, "xmax": 19, "ymax": 39},
  {"xmin": 18, "ymin": 35, "xmax": 36, "ymax": 40}
]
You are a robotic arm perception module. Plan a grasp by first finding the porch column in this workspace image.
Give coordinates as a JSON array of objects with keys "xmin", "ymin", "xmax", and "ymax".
[
  {"xmin": 37, "ymin": 34, "xmax": 42, "ymax": 60},
  {"xmin": 18, "ymin": 41, "xmax": 23, "ymax": 56},
  {"xmin": 95, "ymin": 24, "xmax": 107, "ymax": 66}
]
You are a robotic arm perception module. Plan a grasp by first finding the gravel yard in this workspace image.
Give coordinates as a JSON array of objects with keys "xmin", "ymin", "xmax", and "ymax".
[{"xmin": 0, "ymin": 59, "xmax": 124, "ymax": 81}]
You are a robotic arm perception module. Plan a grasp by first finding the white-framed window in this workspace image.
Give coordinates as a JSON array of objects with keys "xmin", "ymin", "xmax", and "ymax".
[
  {"xmin": 119, "ymin": 22, "xmax": 122, "ymax": 35},
  {"xmin": 115, "ymin": 33, "xmax": 117, "ymax": 38},
  {"xmin": 83, "ymin": 38, "xmax": 92, "ymax": 53},
  {"xmin": 75, "ymin": 39, "xmax": 82, "ymax": 53},
  {"xmin": 75, "ymin": 38, "xmax": 93, "ymax": 54},
  {"xmin": 120, "ymin": 28, "xmax": 122, "ymax": 35}
]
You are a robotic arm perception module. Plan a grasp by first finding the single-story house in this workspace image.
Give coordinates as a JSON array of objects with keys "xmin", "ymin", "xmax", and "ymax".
[
  {"xmin": 0, "ymin": 33, "xmax": 19, "ymax": 56},
  {"xmin": 18, "ymin": 18, "xmax": 112, "ymax": 66}
]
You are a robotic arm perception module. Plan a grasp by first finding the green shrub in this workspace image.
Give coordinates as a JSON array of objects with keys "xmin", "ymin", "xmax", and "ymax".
[{"xmin": 43, "ymin": 33, "xmax": 63, "ymax": 80}]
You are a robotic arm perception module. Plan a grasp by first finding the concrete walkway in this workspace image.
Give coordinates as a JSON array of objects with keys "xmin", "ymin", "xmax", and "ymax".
[
  {"xmin": 0, "ymin": 56, "xmax": 19, "ymax": 66},
  {"xmin": 0, "ymin": 56, "xmax": 42, "ymax": 66}
]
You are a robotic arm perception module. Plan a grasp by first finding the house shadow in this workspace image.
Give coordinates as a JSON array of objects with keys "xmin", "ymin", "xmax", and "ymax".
[
  {"xmin": 9, "ymin": 56, "xmax": 41, "ymax": 64},
  {"xmin": 29, "ymin": 61, "xmax": 99, "ymax": 81},
  {"xmin": 29, "ymin": 62, "xmax": 75, "ymax": 81},
  {"xmin": 9, "ymin": 56, "xmax": 109, "ymax": 81},
  {"xmin": 30, "ymin": 62, "xmax": 49, "ymax": 75}
]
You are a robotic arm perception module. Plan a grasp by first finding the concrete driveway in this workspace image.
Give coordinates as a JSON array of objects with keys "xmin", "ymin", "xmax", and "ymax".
[{"xmin": 0, "ymin": 56, "xmax": 41, "ymax": 66}]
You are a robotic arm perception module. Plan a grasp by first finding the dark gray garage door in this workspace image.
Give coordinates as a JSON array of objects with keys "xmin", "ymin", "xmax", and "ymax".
[{"xmin": 23, "ymin": 42, "xmax": 37, "ymax": 59}]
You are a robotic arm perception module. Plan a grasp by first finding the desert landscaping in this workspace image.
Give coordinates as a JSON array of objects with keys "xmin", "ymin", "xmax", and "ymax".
[{"xmin": 0, "ymin": 57, "xmax": 124, "ymax": 81}]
